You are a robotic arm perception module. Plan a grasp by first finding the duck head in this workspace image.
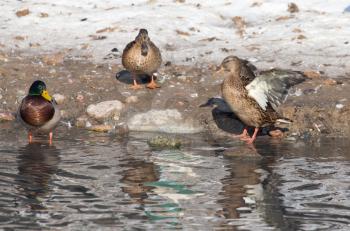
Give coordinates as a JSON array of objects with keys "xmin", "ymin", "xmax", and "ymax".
[
  {"xmin": 135, "ymin": 29, "xmax": 150, "ymax": 56},
  {"xmin": 28, "ymin": 80, "xmax": 52, "ymax": 101},
  {"xmin": 215, "ymin": 56, "xmax": 242, "ymax": 76},
  {"xmin": 135, "ymin": 29, "xmax": 149, "ymax": 41}
]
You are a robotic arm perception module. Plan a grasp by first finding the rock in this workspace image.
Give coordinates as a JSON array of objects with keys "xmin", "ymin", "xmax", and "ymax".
[
  {"xmin": 268, "ymin": 129, "xmax": 284, "ymax": 138},
  {"xmin": 323, "ymin": 79, "xmax": 338, "ymax": 86},
  {"xmin": 0, "ymin": 112, "xmax": 15, "ymax": 122},
  {"xmin": 148, "ymin": 136, "xmax": 182, "ymax": 149},
  {"xmin": 87, "ymin": 100, "xmax": 124, "ymax": 121},
  {"xmin": 223, "ymin": 146, "xmax": 262, "ymax": 159},
  {"xmin": 53, "ymin": 93, "xmax": 65, "ymax": 104},
  {"xmin": 115, "ymin": 123, "xmax": 129, "ymax": 135},
  {"xmin": 75, "ymin": 116, "xmax": 89, "ymax": 128},
  {"xmin": 87, "ymin": 124, "xmax": 113, "ymax": 132},
  {"xmin": 125, "ymin": 95, "xmax": 138, "ymax": 104},
  {"xmin": 76, "ymin": 94, "xmax": 84, "ymax": 102},
  {"xmin": 303, "ymin": 70, "xmax": 321, "ymax": 79},
  {"xmin": 60, "ymin": 110, "xmax": 69, "ymax": 118},
  {"xmin": 16, "ymin": 9, "xmax": 30, "ymax": 17},
  {"xmin": 42, "ymin": 52, "xmax": 65, "ymax": 66},
  {"xmin": 127, "ymin": 109, "xmax": 203, "ymax": 133},
  {"xmin": 16, "ymin": 90, "xmax": 26, "ymax": 102},
  {"xmin": 0, "ymin": 53, "xmax": 8, "ymax": 62}
]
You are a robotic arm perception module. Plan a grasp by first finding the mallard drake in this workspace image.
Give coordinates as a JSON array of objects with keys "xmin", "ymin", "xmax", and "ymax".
[
  {"xmin": 17, "ymin": 80, "xmax": 61, "ymax": 144},
  {"xmin": 216, "ymin": 56, "xmax": 306, "ymax": 144},
  {"xmin": 122, "ymin": 28, "xmax": 162, "ymax": 90}
]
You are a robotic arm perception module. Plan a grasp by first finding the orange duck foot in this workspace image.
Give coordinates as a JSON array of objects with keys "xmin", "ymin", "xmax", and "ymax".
[
  {"xmin": 49, "ymin": 132, "xmax": 53, "ymax": 145},
  {"xmin": 232, "ymin": 128, "xmax": 250, "ymax": 139},
  {"xmin": 241, "ymin": 127, "xmax": 259, "ymax": 144},
  {"xmin": 146, "ymin": 76, "xmax": 160, "ymax": 89},
  {"xmin": 130, "ymin": 79, "xmax": 142, "ymax": 90},
  {"xmin": 28, "ymin": 132, "xmax": 33, "ymax": 143}
]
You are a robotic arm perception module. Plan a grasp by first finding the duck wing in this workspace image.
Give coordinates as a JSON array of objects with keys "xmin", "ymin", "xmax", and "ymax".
[
  {"xmin": 245, "ymin": 69, "xmax": 306, "ymax": 111},
  {"xmin": 240, "ymin": 59, "xmax": 257, "ymax": 85}
]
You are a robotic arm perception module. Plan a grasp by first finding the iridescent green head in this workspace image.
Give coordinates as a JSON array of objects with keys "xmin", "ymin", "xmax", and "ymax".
[{"xmin": 28, "ymin": 80, "xmax": 52, "ymax": 101}]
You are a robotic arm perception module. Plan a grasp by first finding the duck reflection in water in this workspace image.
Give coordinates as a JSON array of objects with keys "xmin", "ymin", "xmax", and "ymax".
[
  {"xmin": 16, "ymin": 142, "xmax": 60, "ymax": 210},
  {"xmin": 120, "ymin": 158, "xmax": 160, "ymax": 206},
  {"xmin": 215, "ymin": 139, "xmax": 288, "ymax": 228}
]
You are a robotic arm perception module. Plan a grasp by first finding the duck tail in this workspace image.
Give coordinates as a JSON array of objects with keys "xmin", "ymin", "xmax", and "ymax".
[{"xmin": 276, "ymin": 117, "xmax": 293, "ymax": 124}]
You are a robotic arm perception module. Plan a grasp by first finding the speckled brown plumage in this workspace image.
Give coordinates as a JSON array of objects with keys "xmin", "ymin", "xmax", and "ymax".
[
  {"xmin": 218, "ymin": 56, "xmax": 305, "ymax": 143},
  {"xmin": 19, "ymin": 95, "xmax": 54, "ymax": 127},
  {"xmin": 122, "ymin": 29, "xmax": 162, "ymax": 89},
  {"xmin": 221, "ymin": 67, "xmax": 279, "ymax": 128}
]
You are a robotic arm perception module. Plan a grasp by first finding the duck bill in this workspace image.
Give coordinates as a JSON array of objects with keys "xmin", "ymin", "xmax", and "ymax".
[
  {"xmin": 214, "ymin": 65, "xmax": 224, "ymax": 76},
  {"xmin": 41, "ymin": 90, "xmax": 52, "ymax": 101}
]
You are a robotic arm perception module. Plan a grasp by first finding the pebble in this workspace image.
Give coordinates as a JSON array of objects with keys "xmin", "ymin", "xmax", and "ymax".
[
  {"xmin": 115, "ymin": 123, "xmax": 129, "ymax": 135},
  {"xmin": 336, "ymin": 104, "xmax": 344, "ymax": 109},
  {"xmin": 76, "ymin": 94, "xmax": 84, "ymax": 102},
  {"xmin": 323, "ymin": 79, "xmax": 338, "ymax": 86},
  {"xmin": 303, "ymin": 70, "xmax": 321, "ymax": 79},
  {"xmin": 75, "ymin": 116, "xmax": 89, "ymax": 128},
  {"xmin": 16, "ymin": 90, "xmax": 26, "ymax": 102},
  {"xmin": 87, "ymin": 124, "xmax": 112, "ymax": 132},
  {"xmin": 87, "ymin": 100, "xmax": 124, "ymax": 121},
  {"xmin": 125, "ymin": 95, "xmax": 138, "ymax": 104},
  {"xmin": 0, "ymin": 112, "xmax": 15, "ymax": 121},
  {"xmin": 53, "ymin": 93, "xmax": 65, "ymax": 104}
]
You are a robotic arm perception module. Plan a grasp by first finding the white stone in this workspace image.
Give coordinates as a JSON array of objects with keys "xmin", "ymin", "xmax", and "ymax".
[
  {"xmin": 127, "ymin": 109, "xmax": 203, "ymax": 133},
  {"xmin": 125, "ymin": 95, "xmax": 138, "ymax": 104},
  {"xmin": 53, "ymin": 93, "xmax": 65, "ymax": 104},
  {"xmin": 87, "ymin": 100, "xmax": 124, "ymax": 121},
  {"xmin": 336, "ymin": 103, "xmax": 344, "ymax": 109}
]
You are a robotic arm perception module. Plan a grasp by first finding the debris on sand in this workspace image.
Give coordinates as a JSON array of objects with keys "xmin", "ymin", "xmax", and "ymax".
[
  {"xmin": 288, "ymin": 3, "xmax": 299, "ymax": 13},
  {"xmin": 16, "ymin": 9, "xmax": 30, "ymax": 17},
  {"xmin": 232, "ymin": 16, "xmax": 247, "ymax": 38}
]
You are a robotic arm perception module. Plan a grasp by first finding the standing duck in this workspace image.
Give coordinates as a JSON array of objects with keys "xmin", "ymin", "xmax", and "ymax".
[
  {"xmin": 17, "ymin": 80, "xmax": 61, "ymax": 144},
  {"xmin": 216, "ymin": 56, "xmax": 305, "ymax": 144},
  {"xmin": 122, "ymin": 29, "xmax": 162, "ymax": 90}
]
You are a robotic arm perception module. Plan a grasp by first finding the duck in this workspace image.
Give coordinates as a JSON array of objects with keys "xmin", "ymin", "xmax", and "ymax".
[
  {"xmin": 216, "ymin": 56, "xmax": 306, "ymax": 144},
  {"xmin": 122, "ymin": 28, "xmax": 162, "ymax": 90},
  {"xmin": 17, "ymin": 80, "xmax": 61, "ymax": 144}
]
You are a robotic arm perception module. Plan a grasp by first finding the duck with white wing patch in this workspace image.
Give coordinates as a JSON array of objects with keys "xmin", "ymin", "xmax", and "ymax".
[{"xmin": 216, "ymin": 56, "xmax": 306, "ymax": 144}]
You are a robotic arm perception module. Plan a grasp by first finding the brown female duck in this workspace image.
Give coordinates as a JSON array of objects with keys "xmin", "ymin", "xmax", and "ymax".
[
  {"xmin": 122, "ymin": 29, "xmax": 162, "ymax": 90},
  {"xmin": 217, "ymin": 56, "xmax": 305, "ymax": 144},
  {"xmin": 17, "ymin": 80, "xmax": 61, "ymax": 144}
]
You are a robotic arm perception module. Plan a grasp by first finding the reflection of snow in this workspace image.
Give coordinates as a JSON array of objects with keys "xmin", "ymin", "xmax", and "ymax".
[{"xmin": 1, "ymin": 0, "xmax": 349, "ymax": 76}]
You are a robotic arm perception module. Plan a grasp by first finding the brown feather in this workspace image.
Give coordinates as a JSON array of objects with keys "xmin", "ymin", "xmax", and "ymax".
[
  {"xmin": 221, "ymin": 58, "xmax": 280, "ymax": 128},
  {"xmin": 122, "ymin": 33, "xmax": 162, "ymax": 75},
  {"xmin": 20, "ymin": 96, "xmax": 54, "ymax": 126}
]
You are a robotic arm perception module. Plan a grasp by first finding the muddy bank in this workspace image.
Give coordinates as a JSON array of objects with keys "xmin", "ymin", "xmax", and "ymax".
[{"xmin": 0, "ymin": 51, "xmax": 349, "ymax": 140}]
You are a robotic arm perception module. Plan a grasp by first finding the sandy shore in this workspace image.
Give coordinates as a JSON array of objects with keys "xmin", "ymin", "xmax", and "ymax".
[{"xmin": 0, "ymin": 50, "xmax": 349, "ymax": 141}]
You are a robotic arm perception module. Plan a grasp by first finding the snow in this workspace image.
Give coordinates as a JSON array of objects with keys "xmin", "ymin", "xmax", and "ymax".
[{"xmin": 1, "ymin": 0, "xmax": 350, "ymax": 77}]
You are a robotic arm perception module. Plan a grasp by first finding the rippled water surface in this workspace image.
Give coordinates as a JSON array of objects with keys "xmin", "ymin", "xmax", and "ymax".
[{"xmin": 0, "ymin": 125, "xmax": 349, "ymax": 230}]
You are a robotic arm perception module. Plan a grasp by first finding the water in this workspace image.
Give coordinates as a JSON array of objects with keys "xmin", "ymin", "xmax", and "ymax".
[{"xmin": 0, "ymin": 124, "xmax": 349, "ymax": 230}]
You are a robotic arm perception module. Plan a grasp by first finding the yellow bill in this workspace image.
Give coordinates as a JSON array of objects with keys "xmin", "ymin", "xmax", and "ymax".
[{"xmin": 41, "ymin": 90, "xmax": 52, "ymax": 101}]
